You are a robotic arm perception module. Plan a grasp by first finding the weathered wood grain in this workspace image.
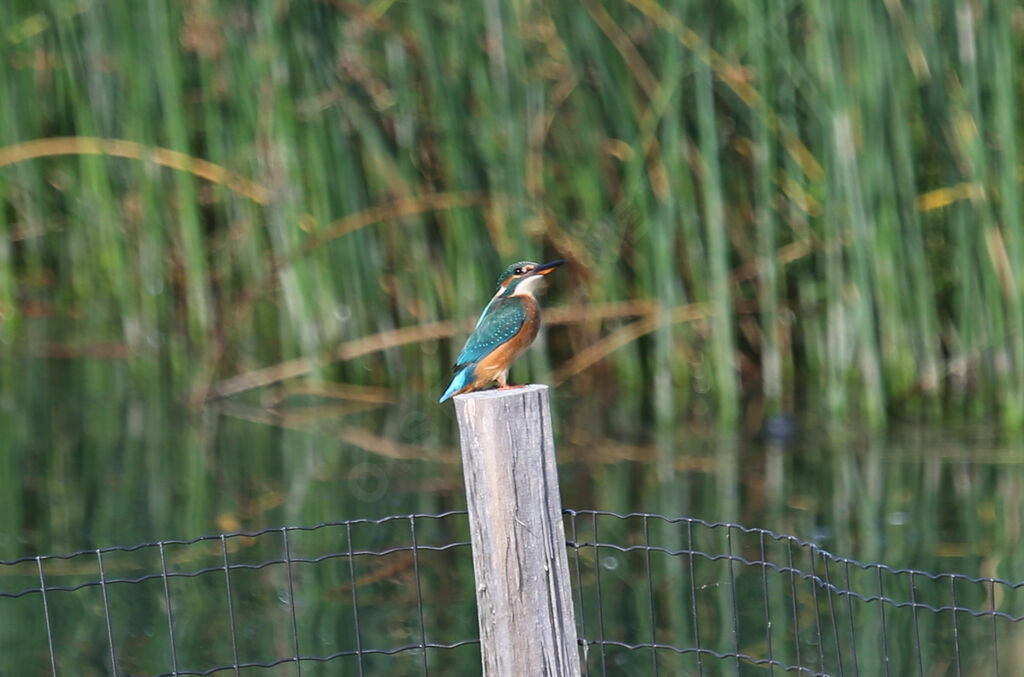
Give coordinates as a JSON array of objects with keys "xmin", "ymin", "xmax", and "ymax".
[{"xmin": 454, "ymin": 385, "xmax": 581, "ymax": 677}]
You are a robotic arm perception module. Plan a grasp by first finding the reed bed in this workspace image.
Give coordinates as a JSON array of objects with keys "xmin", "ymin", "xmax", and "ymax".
[{"xmin": 2, "ymin": 0, "xmax": 1023, "ymax": 427}]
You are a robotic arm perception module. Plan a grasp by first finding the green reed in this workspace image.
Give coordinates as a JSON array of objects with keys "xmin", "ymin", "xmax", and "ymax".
[{"xmin": 2, "ymin": 0, "xmax": 1023, "ymax": 427}]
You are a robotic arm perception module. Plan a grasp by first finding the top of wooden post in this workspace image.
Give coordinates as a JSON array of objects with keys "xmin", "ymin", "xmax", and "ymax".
[{"xmin": 453, "ymin": 383, "xmax": 548, "ymax": 402}]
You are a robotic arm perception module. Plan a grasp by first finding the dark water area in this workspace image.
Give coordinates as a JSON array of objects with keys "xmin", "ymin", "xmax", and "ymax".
[{"xmin": 2, "ymin": 358, "xmax": 1023, "ymax": 674}]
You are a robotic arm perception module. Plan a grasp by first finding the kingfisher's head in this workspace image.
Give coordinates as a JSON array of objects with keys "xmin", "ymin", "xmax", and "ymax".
[{"xmin": 494, "ymin": 260, "xmax": 565, "ymax": 298}]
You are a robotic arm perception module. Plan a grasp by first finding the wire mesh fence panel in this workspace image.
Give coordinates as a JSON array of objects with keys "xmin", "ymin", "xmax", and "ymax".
[
  {"xmin": 0, "ymin": 512, "xmax": 479, "ymax": 677},
  {"xmin": 565, "ymin": 510, "xmax": 1024, "ymax": 677},
  {"xmin": 4, "ymin": 509, "xmax": 1023, "ymax": 676}
]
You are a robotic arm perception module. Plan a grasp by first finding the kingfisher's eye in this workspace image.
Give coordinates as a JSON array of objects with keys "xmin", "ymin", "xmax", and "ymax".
[{"xmin": 514, "ymin": 267, "xmax": 523, "ymax": 275}]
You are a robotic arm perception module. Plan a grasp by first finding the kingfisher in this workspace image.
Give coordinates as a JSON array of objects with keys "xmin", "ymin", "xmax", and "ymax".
[{"xmin": 439, "ymin": 259, "xmax": 565, "ymax": 403}]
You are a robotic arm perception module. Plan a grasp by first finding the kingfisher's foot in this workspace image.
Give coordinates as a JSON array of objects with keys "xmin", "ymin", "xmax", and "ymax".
[{"xmin": 496, "ymin": 384, "xmax": 527, "ymax": 390}]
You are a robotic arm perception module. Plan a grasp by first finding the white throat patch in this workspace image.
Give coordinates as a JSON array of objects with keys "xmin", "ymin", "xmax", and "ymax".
[{"xmin": 511, "ymin": 274, "xmax": 546, "ymax": 298}]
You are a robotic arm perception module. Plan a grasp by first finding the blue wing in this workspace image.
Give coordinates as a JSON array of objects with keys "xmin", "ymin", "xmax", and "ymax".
[{"xmin": 453, "ymin": 298, "xmax": 527, "ymax": 369}]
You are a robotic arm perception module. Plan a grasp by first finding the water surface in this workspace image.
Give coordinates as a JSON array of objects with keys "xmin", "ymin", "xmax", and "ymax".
[{"xmin": 2, "ymin": 358, "xmax": 1021, "ymax": 675}]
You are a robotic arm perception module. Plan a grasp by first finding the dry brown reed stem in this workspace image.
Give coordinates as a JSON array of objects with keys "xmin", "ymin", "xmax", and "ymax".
[
  {"xmin": 551, "ymin": 302, "xmax": 712, "ymax": 385},
  {"xmin": 0, "ymin": 137, "xmax": 270, "ymax": 203},
  {"xmin": 263, "ymin": 381, "xmax": 396, "ymax": 406},
  {"xmin": 327, "ymin": 556, "xmax": 417, "ymax": 598},
  {"xmin": 205, "ymin": 320, "xmax": 460, "ymax": 400},
  {"xmin": 553, "ymin": 299, "xmax": 764, "ymax": 386},
  {"xmin": 916, "ymin": 181, "xmax": 986, "ymax": 211},
  {"xmin": 209, "ymin": 398, "xmax": 453, "ymax": 461}
]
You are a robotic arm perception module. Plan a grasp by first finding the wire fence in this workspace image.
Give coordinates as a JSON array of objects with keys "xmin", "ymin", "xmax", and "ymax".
[
  {"xmin": 566, "ymin": 510, "xmax": 1024, "ymax": 677},
  {"xmin": 1, "ymin": 509, "xmax": 1021, "ymax": 676}
]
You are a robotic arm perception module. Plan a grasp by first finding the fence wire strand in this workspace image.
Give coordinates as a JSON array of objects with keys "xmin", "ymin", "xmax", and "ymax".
[{"xmin": 1, "ymin": 509, "xmax": 1021, "ymax": 676}]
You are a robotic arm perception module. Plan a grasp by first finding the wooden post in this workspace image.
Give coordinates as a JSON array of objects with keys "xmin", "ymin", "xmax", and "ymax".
[{"xmin": 454, "ymin": 385, "xmax": 581, "ymax": 677}]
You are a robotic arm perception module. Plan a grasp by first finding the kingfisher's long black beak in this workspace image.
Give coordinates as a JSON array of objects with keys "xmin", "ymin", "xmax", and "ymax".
[{"xmin": 531, "ymin": 259, "xmax": 566, "ymax": 276}]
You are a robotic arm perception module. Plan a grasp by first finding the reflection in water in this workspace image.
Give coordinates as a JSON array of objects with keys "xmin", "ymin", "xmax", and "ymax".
[{"xmin": 1, "ymin": 359, "xmax": 1023, "ymax": 674}]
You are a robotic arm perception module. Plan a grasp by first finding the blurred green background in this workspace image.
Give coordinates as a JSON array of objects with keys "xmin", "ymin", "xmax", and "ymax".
[{"xmin": 2, "ymin": 0, "xmax": 1024, "ymax": 674}]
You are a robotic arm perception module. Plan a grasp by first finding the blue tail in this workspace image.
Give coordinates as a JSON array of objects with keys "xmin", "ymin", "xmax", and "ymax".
[{"xmin": 439, "ymin": 365, "xmax": 475, "ymax": 403}]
